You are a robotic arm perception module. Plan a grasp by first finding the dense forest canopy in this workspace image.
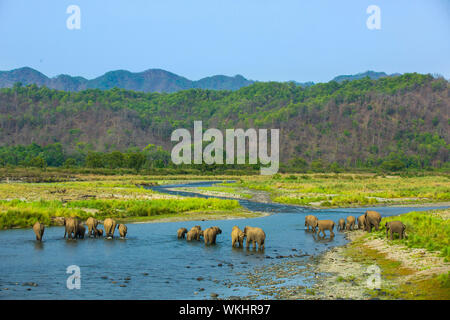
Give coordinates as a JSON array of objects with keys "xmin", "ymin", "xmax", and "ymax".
[{"xmin": 0, "ymin": 73, "xmax": 448, "ymax": 171}]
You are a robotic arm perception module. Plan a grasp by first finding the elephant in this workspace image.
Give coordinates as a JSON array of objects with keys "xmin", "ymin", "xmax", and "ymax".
[
  {"xmin": 357, "ymin": 215, "xmax": 365, "ymax": 230},
  {"xmin": 118, "ymin": 224, "xmax": 128, "ymax": 238},
  {"xmin": 94, "ymin": 228, "xmax": 104, "ymax": 237},
  {"xmin": 32, "ymin": 221, "xmax": 45, "ymax": 242},
  {"xmin": 337, "ymin": 218, "xmax": 346, "ymax": 231},
  {"xmin": 364, "ymin": 210, "xmax": 382, "ymax": 232},
  {"xmin": 314, "ymin": 220, "xmax": 335, "ymax": 238},
  {"xmin": 243, "ymin": 226, "xmax": 266, "ymax": 250},
  {"xmin": 76, "ymin": 223, "xmax": 86, "ymax": 239},
  {"xmin": 186, "ymin": 226, "xmax": 202, "ymax": 241},
  {"xmin": 203, "ymin": 226, "xmax": 222, "ymax": 245},
  {"xmin": 64, "ymin": 217, "xmax": 79, "ymax": 239},
  {"xmin": 305, "ymin": 215, "xmax": 318, "ymax": 232},
  {"xmin": 103, "ymin": 218, "xmax": 117, "ymax": 238},
  {"xmin": 385, "ymin": 221, "xmax": 406, "ymax": 240},
  {"xmin": 346, "ymin": 216, "xmax": 356, "ymax": 231},
  {"xmin": 231, "ymin": 226, "xmax": 245, "ymax": 248},
  {"xmin": 86, "ymin": 217, "xmax": 99, "ymax": 237},
  {"xmin": 177, "ymin": 228, "xmax": 188, "ymax": 239}
]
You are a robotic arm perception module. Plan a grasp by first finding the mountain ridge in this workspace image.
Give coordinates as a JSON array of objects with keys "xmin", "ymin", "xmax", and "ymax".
[
  {"xmin": 0, "ymin": 67, "xmax": 255, "ymax": 93},
  {"xmin": 0, "ymin": 67, "xmax": 402, "ymax": 93}
]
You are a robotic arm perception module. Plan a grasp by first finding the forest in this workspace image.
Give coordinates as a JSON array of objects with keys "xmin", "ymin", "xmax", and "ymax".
[{"xmin": 0, "ymin": 73, "xmax": 448, "ymax": 172}]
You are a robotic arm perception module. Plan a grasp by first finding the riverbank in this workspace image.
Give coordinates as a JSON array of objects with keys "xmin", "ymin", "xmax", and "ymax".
[{"xmin": 232, "ymin": 208, "xmax": 450, "ymax": 300}]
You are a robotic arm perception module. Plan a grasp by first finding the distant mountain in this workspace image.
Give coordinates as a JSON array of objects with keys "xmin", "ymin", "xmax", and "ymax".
[
  {"xmin": 0, "ymin": 67, "xmax": 406, "ymax": 93},
  {"xmin": 332, "ymin": 70, "xmax": 401, "ymax": 83},
  {"xmin": 0, "ymin": 67, "xmax": 254, "ymax": 93}
]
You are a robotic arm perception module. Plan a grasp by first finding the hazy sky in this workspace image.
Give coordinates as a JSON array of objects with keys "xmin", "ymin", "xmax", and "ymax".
[{"xmin": 0, "ymin": 0, "xmax": 449, "ymax": 82}]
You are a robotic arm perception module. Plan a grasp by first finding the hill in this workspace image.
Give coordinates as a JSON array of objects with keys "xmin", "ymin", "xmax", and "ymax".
[
  {"xmin": 0, "ymin": 73, "xmax": 448, "ymax": 169},
  {"xmin": 331, "ymin": 70, "xmax": 400, "ymax": 83},
  {"xmin": 0, "ymin": 67, "xmax": 254, "ymax": 93}
]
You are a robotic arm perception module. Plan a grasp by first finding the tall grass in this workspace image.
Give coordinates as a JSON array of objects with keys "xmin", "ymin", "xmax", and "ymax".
[
  {"xmin": 375, "ymin": 210, "xmax": 450, "ymax": 261},
  {"xmin": 0, "ymin": 198, "xmax": 241, "ymax": 229}
]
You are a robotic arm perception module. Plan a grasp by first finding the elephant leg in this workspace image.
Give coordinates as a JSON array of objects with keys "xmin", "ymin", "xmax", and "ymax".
[
  {"xmin": 390, "ymin": 230, "xmax": 393, "ymax": 240},
  {"xmin": 232, "ymin": 239, "xmax": 236, "ymax": 247}
]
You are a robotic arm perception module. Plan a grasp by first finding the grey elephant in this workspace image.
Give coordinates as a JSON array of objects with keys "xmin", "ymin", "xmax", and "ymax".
[
  {"xmin": 203, "ymin": 226, "xmax": 222, "ymax": 245},
  {"xmin": 305, "ymin": 215, "xmax": 318, "ymax": 232},
  {"xmin": 385, "ymin": 221, "xmax": 406, "ymax": 240},
  {"xmin": 94, "ymin": 228, "xmax": 104, "ymax": 237},
  {"xmin": 76, "ymin": 223, "xmax": 86, "ymax": 239},
  {"xmin": 32, "ymin": 221, "xmax": 45, "ymax": 242},
  {"xmin": 186, "ymin": 226, "xmax": 202, "ymax": 241},
  {"xmin": 364, "ymin": 210, "xmax": 381, "ymax": 232},
  {"xmin": 177, "ymin": 228, "xmax": 188, "ymax": 239},
  {"xmin": 357, "ymin": 215, "xmax": 365, "ymax": 230},
  {"xmin": 346, "ymin": 216, "xmax": 356, "ymax": 231},
  {"xmin": 244, "ymin": 226, "xmax": 266, "ymax": 250},
  {"xmin": 86, "ymin": 217, "xmax": 99, "ymax": 237},
  {"xmin": 337, "ymin": 218, "xmax": 346, "ymax": 231},
  {"xmin": 231, "ymin": 226, "xmax": 245, "ymax": 248},
  {"xmin": 314, "ymin": 220, "xmax": 335, "ymax": 238},
  {"xmin": 103, "ymin": 218, "xmax": 117, "ymax": 239},
  {"xmin": 64, "ymin": 217, "xmax": 79, "ymax": 239},
  {"xmin": 118, "ymin": 224, "xmax": 128, "ymax": 238}
]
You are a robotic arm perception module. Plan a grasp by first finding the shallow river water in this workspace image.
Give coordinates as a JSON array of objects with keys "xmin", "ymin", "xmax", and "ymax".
[{"xmin": 0, "ymin": 181, "xmax": 447, "ymax": 299}]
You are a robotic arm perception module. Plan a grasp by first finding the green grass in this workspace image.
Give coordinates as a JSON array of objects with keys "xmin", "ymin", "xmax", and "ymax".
[
  {"xmin": 0, "ymin": 198, "xmax": 241, "ymax": 229},
  {"xmin": 374, "ymin": 209, "xmax": 450, "ymax": 261},
  {"xmin": 229, "ymin": 173, "xmax": 450, "ymax": 207}
]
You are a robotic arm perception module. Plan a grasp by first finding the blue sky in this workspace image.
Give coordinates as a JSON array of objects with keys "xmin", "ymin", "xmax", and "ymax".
[{"xmin": 0, "ymin": 0, "xmax": 448, "ymax": 82}]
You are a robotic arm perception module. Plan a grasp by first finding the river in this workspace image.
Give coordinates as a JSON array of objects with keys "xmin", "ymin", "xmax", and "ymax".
[{"xmin": 0, "ymin": 181, "xmax": 447, "ymax": 299}]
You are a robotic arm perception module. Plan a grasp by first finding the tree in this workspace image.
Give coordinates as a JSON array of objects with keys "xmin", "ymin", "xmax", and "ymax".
[{"xmin": 28, "ymin": 156, "xmax": 47, "ymax": 168}]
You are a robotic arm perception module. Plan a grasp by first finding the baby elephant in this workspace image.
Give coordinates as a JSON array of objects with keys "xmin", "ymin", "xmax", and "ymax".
[
  {"xmin": 385, "ymin": 221, "xmax": 406, "ymax": 240},
  {"xmin": 337, "ymin": 218, "xmax": 346, "ymax": 231},
  {"xmin": 177, "ymin": 228, "xmax": 188, "ymax": 239},
  {"xmin": 76, "ymin": 223, "xmax": 86, "ymax": 239},
  {"xmin": 357, "ymin": 215, "xmax": 365, "ymax": 230},
  {"xmin": 315, "ymin": 220, "xmax": 335, "ymax": 238},
  {"xmin": 231, "ymin": 226, "xmax": 245, "ymax": 248},
  {"xmin": 118, "ymin": 224, "xmax": 128, "ymax": 238},
  {"xmin": 94, "ymin": 228, "xmax": 104, "ymax": 237},
  {"xmin": 32, "ymin": 221, "xmax": 45, "ymax": 242},
  {"xmin": 346, "ymin": 216, "xmax": 356, "ymax": 231}
]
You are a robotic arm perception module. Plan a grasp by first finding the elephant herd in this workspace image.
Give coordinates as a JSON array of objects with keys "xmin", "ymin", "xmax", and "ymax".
[
  {"xmin": 177, "ymin": 225, "xmax": 266, "ymax": 250},
  {"xmin": 305, "ymin": 210, "xmax": 406, "ymax": 240},
  {"xmin": 31, "ymin": 217, "xmax": 128, "ymax": 242}
]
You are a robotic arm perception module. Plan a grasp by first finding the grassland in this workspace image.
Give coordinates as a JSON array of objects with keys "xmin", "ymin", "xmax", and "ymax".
[
  {"xmin": 0, "ymin": 170, "xmax": 257, "ymax": 229},
  {"xmin": 0, "ymin": 170, "xmax": 448, "ymax": 230},
  {"xmin": 221, "ymin": 173, "xmax": 450, "ymax": 207}
]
